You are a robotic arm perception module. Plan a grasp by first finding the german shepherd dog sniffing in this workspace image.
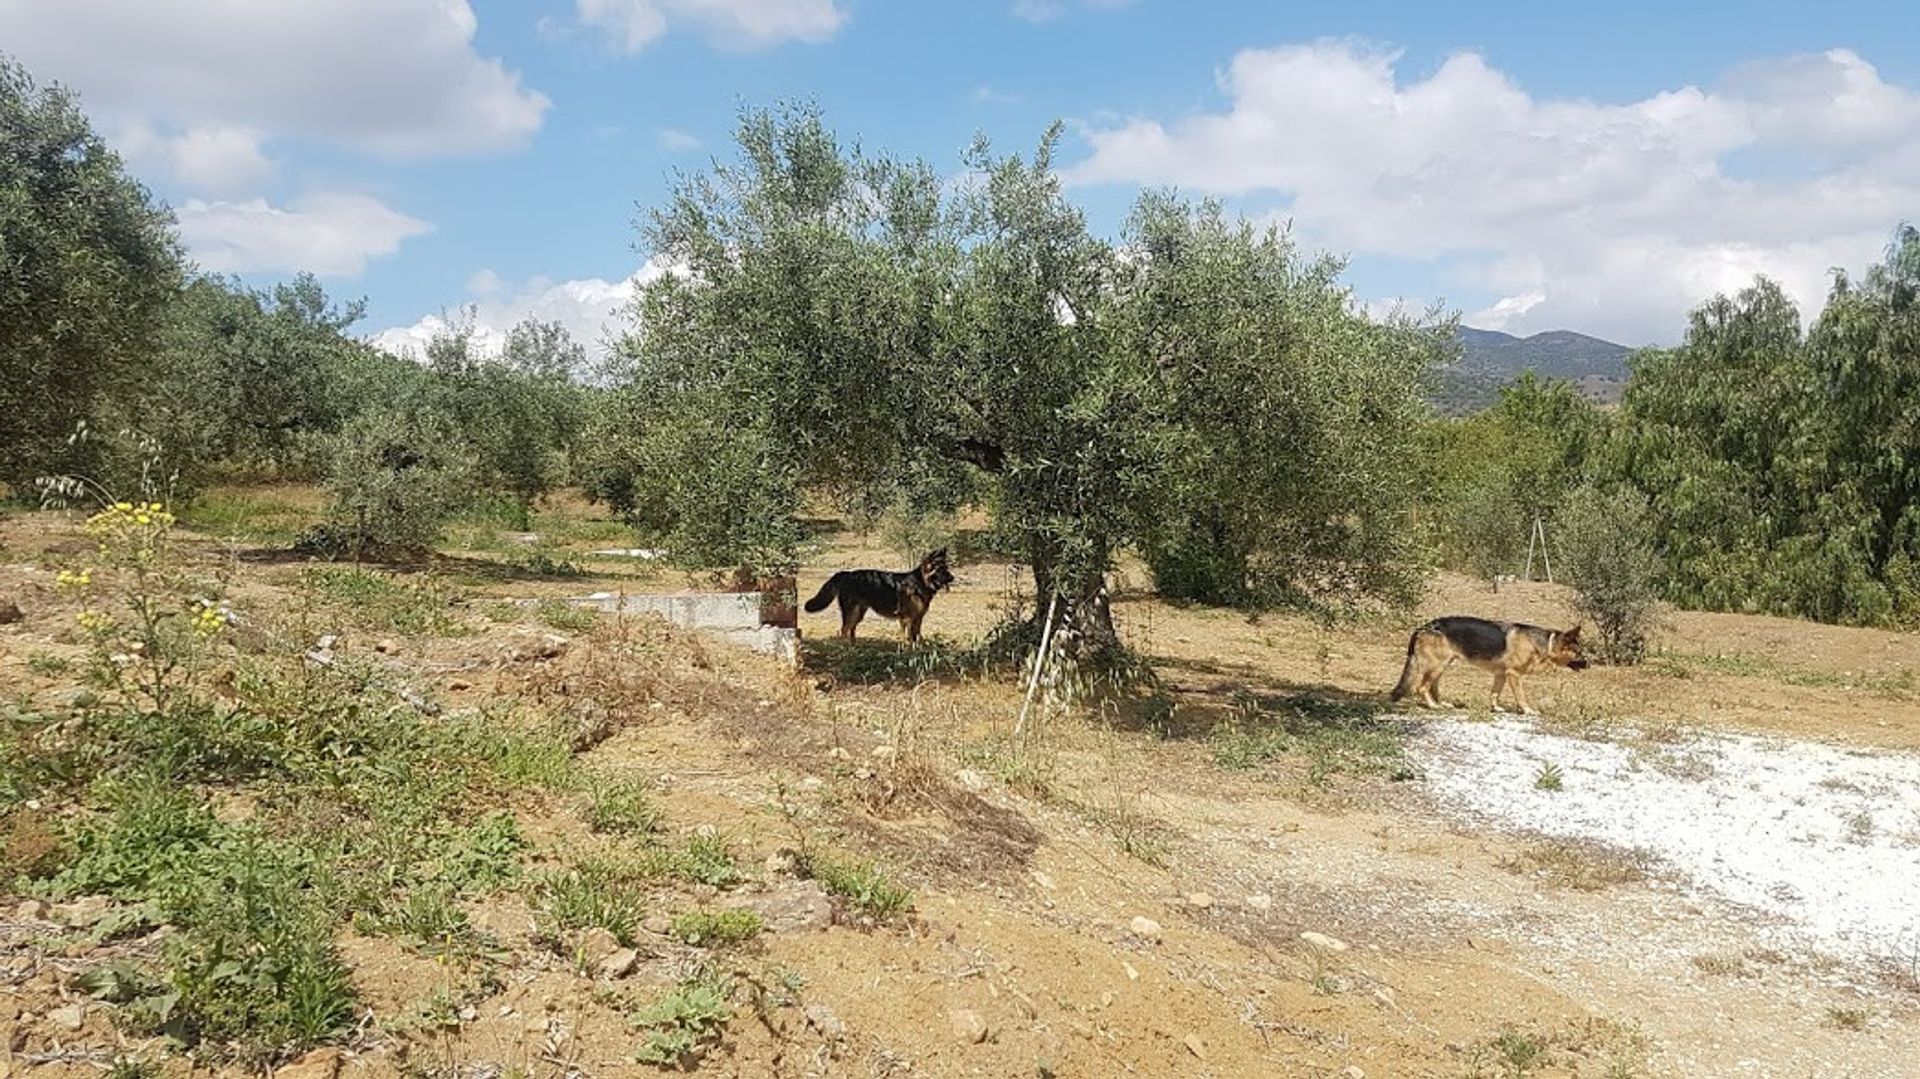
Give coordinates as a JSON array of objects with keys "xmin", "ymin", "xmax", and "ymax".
[
  {"xmin": 1391, "ymin": 616, "xmax": 1589, "ymax": 715},
  {"xmin": 803, "ymin": 549, "xmax": 954, "ymax": 643}
]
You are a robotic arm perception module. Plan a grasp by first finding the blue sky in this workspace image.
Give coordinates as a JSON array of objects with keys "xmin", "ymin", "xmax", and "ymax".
[{"xmin": 4, "ymin": 0, "xmax": 1917, "ymax": 354}]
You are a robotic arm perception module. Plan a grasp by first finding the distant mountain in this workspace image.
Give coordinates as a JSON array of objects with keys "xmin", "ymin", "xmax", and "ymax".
[{"xmin": 1432, "ymin": 327, "xmax": 1637, "ymax": 414}]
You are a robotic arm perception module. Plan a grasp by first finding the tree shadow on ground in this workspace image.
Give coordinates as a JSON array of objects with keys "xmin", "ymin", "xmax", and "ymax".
[{"xmin": 800, "ymin": 635, "xmax": 1024, "ymax": 687}]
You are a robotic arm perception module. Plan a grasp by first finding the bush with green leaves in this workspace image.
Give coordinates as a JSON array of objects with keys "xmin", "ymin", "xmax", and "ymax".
[
  {"xmin": 1618, "ymin": 227, "xmax": 1920, "ymax": 626},
  {"xmin": 308, "ymin": 403, "xmax": 476, "ymax": 556},
  {"xmin": 1421, "ymin": 373, "xmax": 1608, "ymax": 579},
  {"xmin": 1554, "ymin": 484, "xmax": 1663, "ymax": 664}
]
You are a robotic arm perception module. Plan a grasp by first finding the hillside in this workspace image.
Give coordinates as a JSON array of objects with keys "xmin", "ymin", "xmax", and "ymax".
[{"xmin": 1433, "ymin": 327, "xmax": 1637, "ymax": 414}]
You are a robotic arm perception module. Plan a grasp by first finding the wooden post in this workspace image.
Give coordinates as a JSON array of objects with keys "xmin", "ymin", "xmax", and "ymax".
[{"xmin": 1014, "ymin": 592, "xmax": 1061, "ymax": 741}]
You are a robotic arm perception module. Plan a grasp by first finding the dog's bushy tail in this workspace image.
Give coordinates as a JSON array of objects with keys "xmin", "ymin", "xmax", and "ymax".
[
  {"xmin": 1389, "ymin": 629, "xmax": 1421, "ymax": 702},
  {"xmin": 802, "ymin": 576, "xmax": 838, "ymax": 613}
]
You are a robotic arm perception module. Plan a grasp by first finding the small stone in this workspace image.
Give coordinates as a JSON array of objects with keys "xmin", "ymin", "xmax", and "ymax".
[
  {"xmin": 1182, "ymin": 1033, "xmax": 1206, "ymax": 1060},
  {"xmin": 871, "ymin": 744, "xmax": 898, "ymax": 761},
  {"xmin": 827, "ymin": 747, "xmax": 851, "ymax": 761},
  {"xmin": 1300, "ymin": 931, "xmax": 1349, "ymax": 953},
  {"xmin": 643, "ymin": 915, "xmax": 673, "ymax": 936},
  {"xmin": 52, "ymin": 895, "xmax": 111, "ymax": 927},
  {"xmin": 1246, "ymin": 893, "xmax": 1274, "ymax": 911},
  {"xmin": 853, "ymin": 767, "xmax": 874, "ymax": 780},
  {"xmin": 764, "ymin": 849, "xmax": 800, "ymax": 877},
  {"xmin": 0, "ymin": 600, "xmax": 23, "ymax": 624},
  {"xmin": 695, "ymin": 823, "xmax": 717, "ymax": 839},
  {"xmin": 597, "ymin": 948, "xmax": 640, "ymax": 979},
  {"xmin": 1343, "ymin": 1068, "xmax": 1367, "ymax": 1079},
  {"xmin": 49, "ymin": 1002, "xmax": 87, "ymax": 1030},
  {"xmin": 1186, "ymin": 892, "xmax": 1213, "ymax": 909},
  {"xmin": 275, "ymin": 1050, "xmax": 342, "ymax": 1079},
  {"xmin": 1122, "ymin": 961, "xmax": 1139, "ymax": 981},
  {"xmin": 14, "ymin": 899, "xmax": 50, "ymax": 922},
  {"xmin": 948, "ymin": 1008, "xmax": 989, "ymax": 1044},
  {"xmin": 577, "ymin": 927, "xmax": 622, "ymax": 965},
  {"xmin": 798, "ymin": 777, "xmax": 824, "ymax": 793},
  {"xmin": 316, "ymin": 634, "xmax": 338, "ymax": 650},
  {"xmin": 374, "ymin": 638, "xmax": 399, "ymax": 655},
  {"xmin": 1029, "ymin": 870, "xmax": 1056, "ymax": 891},
  {"xmin": 954, "ymin": 769, "xmax": 988, "ymax": 793},
  {"xmin": 457, "ymin": 1005, "xmax": 478, "ymax": 1022},
  {"xmin": 749, "ymin": 881, "xmax": 833, "ymax": 933},
  {"xmin": 1372, "ymin": 987, "xmax": 1397, "ymax": 1008},
  {"xmin": 804, "ymin": 1003, "xmax": 847, "ymax": 1039},
  {"xmin": 1128, "ymin": 916, "xmax": 1162, "ymax": 942}
]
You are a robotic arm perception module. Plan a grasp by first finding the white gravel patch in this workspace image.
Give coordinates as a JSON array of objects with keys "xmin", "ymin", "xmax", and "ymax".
[{"xmin": 1417, "ymin": 718, "xmax": 1920, "ymax": 964}]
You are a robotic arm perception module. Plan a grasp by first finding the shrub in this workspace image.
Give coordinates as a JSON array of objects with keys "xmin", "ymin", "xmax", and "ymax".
[
  {"xmin": 538, "ymin": 860, "xmax": 647, "ymax": 945},
  {"xmin": 633, "ymin": 974, "xmax": 733, "ymax": 1067},
  {"xmin": 307, "ymin": 404, "xmax": 475, "ymax": 556},
  {"xmin": 1555, "ymin": 484, "xmax": 1663, "ymax": 664},
  {"xmin": 799, "ymin": 850, "xmax": 912, "ymax": 920}
]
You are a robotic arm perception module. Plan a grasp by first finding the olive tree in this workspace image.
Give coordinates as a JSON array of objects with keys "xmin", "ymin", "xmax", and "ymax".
[
  {"xmin": 600, "ymin": 104, "xmax": 1446, "ymax": 657},
  {"xmin": 1, "ymin": 56, "xmax": 180, "ymax": 487}
]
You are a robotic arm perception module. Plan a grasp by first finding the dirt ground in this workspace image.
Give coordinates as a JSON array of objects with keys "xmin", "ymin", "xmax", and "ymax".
[{"xmin": 4, "ymin": 495, "xmax": 1918, "ymax": 1078}]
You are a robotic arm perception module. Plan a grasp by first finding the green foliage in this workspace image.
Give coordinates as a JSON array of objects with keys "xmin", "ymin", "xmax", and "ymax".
[
  {"xmin": 0, "ymin": 57, "xmax": 182, "ymax": 487},
  {"xmin": 1617, "ymin": 227, "xmax": 1920, "ymax": 625},
  {"xmin": 303, "ymin": 566, "xmax": 469, "ymax": 636},
  {"xmin": 1422, "ymin": 373, "xmax": 1608, "ymax": 578},
  {"xmin": 1119, "ymin": 193, "xmax": 1444, "ymax": 609},
  {"xmin": 535, "ymin": 598, "xmax": 597, "ymax": 632},
  {"xmin": 633, "ymin": 973, "xmax": 734, "ymax": 1067},
  {"xmin": 421, "ymin": 315, "xmax": 590, "ymax": 511},
  {"xmin": 1555, "ymin": 485, "xmax": 1662, "ymax": 663},
  {"xmin": 668, "ymin": 908, "xmax": 763, "ymax": 946},
  {"xmin": 1534, "ymin": 762, "xmax": 1564, "ymax": 792},
  {"xmin": 538, "ymin": 860, "xmax": 648, "ymax": 945},
  {"xmin": 640, "ymin": 833, "xmax": 742, "ymax": 889},
  {"xmin": 596, "ymin": 104, "xmax": 1445, "ymax": 654},
  {"xmin": 131, "ymin": 275, "xmax": 399, "ymax": 487},
  {"xmin": 585, "ymin": 778, "xmax": 662, "ymax": 836},
  {"xmin": 799, "ymin": 850, "xmax": 912, "ymax": 920},
  {"xmin": 308, "ymin": 403, "xmax": 477, "ymax": 556},
  {"xmin": 154, "ymin": 836, "xmax": 356, "ymax": 1056}
]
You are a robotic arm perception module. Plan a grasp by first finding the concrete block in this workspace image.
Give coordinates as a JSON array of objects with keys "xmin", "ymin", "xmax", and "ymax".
[{"xmin": 567, "ymin": 591, "xmax": 799, "ymax": 665}]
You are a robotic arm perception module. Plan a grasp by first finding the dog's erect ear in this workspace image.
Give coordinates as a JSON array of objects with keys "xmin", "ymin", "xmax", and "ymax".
[{"xmin": 1563, "ymin": 623, "xmax": 1583, "ymax": 643}]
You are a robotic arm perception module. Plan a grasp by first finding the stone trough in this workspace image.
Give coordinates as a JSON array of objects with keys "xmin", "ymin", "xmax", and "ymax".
[{"xmin": 565, "ymin": 587, "xmax": 799, "ymax": 665}]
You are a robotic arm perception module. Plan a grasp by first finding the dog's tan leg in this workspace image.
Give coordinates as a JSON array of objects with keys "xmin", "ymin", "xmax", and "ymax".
[
  {"xmin": 1490, "ymin": 670, "xmax": 1509, "ymax": 713},
  {"xmin": 1514, "ymin": 676, "xmax": 1538, "ymax": 716},
  {"xmin": 1420, "ymin": 668, "xmax": 1445, "ymax": 709},
  {"xmin": 840, "ymin": 603, "xmax": 865, "ymax": 643},
  {"xmin": 905, "ymin": 612, "xmax": 925, "ymax": 644}
]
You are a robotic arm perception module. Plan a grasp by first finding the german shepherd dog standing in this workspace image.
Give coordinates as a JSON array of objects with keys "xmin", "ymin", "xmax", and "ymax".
[
  {"xmin": 803, "ymin": 549, "xmax": 954, "ymax": 643},
  {"xmin": 1390, "ymin": 616, "xmax": 1589, "ymax": 715}
]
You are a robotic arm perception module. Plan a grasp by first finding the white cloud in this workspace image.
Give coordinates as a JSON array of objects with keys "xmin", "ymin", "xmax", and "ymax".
[
  {"xmin": 1068, "ymin": 42, "xmax": 1920, "ymax": 343},
  {"xmin": 0, "ymin": 0, "xmax": 549, "ymax": 160},
  {"xmin": 973, "ymin": 84, "xmax": 1024, "ymax": 106},
  {"xmin": 370, "ymin": 259, "xmax": 684, "ymax": 361},
  {"xmin": 576, "ymin": 0, "xmax": 846, "ymax": 52},
  {"xmin": 657, "ymin": 127, "xmax": 704, "ymax": 152},
  {"xmin": 117, "ymin": 124, "xmax": 277, "ymax": 195},
  {"xmin": 1011, "ymin": 0, "xmax": 1134, "ymax": 23},
  {"xmin": 177, "ymin": 194, "xmax": 432, "ymax": 276}
]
